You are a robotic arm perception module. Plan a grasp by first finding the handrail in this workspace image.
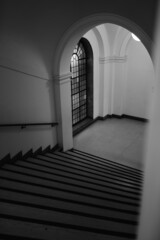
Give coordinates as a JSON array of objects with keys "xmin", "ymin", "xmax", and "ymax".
[{"xmin": 0, "ymin": 122, "xmax": 58, "ymax": 129}]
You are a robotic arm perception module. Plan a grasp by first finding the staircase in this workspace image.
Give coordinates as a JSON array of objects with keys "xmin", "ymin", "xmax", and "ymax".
[{"xmin": 0, "ymin": 147, "xmax": 143, "ymax": 240}]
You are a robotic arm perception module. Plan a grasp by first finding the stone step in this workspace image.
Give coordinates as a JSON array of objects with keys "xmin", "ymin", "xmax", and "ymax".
[
  {"xmin": 61, "ymin": 150, "xmax": 142, "ymax": 178},
  {"xmin": 2, "ymin": 164, "xmax": 141, "ymax": 199},
  {"xmin": 15, "ymin": 159, "xmax": 141, "ymax": 193},
  {"xmin": 72, "ymin": 148, "xmax": 142, "ymax": 174},
  {"xmin": 0, "ymin": 188, "xmax": 138, "ymax": 223},
  {"xmin": 0, "ymin": 218, "xmax": 134, "ymax": 240},
  {"xmin": 35, "ymin": 155, "xmax": 142, "ymax": 186},
  {"xmin": 0, "ymin": 169, "xmax": 140, "ymax": 206},
  {"xmin": 46, "ymin": 152, "xmax": 142, "ymax": 182},
  {"xmin": 0, "ymin": 178, "xmax": 139, "ymax": 213},
  {"xmin": 0, "ymin": 201, "xmax": 136, "ymax": 235}
]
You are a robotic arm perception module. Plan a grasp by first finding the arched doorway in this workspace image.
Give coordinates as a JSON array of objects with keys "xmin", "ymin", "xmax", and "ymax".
[
  {"xmin": 72, "ymin": 23, "xmax": 154, "ymax": 170},
  {"xmin": 54, "ymin": 13, "xmax": 154, "ymax": 151}
]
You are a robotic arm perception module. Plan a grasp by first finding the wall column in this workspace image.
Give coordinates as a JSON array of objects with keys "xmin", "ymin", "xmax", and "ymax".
[
  {"xmin": 54, "ymin": 73, "xmax": 73, "ymax": 151},
  {"xmin": 99, "ymin": 56, "xmax": 127, "ymax": 117},
  {"xmin": 112, "ymin": 56, "xmax": 127, "ymax": 116},
  {"xmin": 99, "ymin": 57, "xmax": 111, "ymax": 117}
]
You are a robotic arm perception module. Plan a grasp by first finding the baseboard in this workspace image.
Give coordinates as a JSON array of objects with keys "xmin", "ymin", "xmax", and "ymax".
[
  {"xmin": 0, "ymin": 153, "xmax": 11, "ymax": 167},
  {"xmin": 0, "ymin": 144, "xmax": 60, "ymax": 167},
  {"xmin": 23, "ymin": 149, "xmax": 33, "ymax": 160},
  {"xmin": 42, "ymin": 145, "xmax": 51, "ymax": 154},
  {"xmin": 97, "ymin": 114, "xmax": 148, "ymax": 122},
  {"xmin": 112, "ymin": 114, "xmax": 123, "ymax": 119},
  {"xmin": 33, "ymin": 147, "xmax": 43, "ymax": 156},
  {"xmin": 122, "ymin": 114, "xmax": 149, "ymax": 122},
  {"xmin": 11, "ymin": 151, "xmax": 23, "ymax": 163},
  {"xmin": 97, "ymin": 114, "xmax": 122, "ymax": 120},
  {"xmin": 97, "ymin": 115, "xmax": 111, "ymax": 120}
]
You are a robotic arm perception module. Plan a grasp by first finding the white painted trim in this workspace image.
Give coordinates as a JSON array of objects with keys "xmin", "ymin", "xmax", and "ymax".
[
  {"xmin": 54, "ymin": 72, "xmax": 72, "ymax": 85},
  {"xmin": 99, "ymin": 55, "xmax": 127, "ymax": 64}
]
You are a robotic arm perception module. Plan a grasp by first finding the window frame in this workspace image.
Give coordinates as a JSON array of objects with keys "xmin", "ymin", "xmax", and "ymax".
[{"xmin": 70, "ymin": 41, "xmax": 88, "ymax": 126}]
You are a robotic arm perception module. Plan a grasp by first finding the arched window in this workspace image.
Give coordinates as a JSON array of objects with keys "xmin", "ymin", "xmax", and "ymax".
[
  {"xmin": 71, "ymin": 41, "xmax": 87, "ymax": 125},
  {"xmin": 70, "ymin": 38, "xmax": 93, "ymax": 134}
]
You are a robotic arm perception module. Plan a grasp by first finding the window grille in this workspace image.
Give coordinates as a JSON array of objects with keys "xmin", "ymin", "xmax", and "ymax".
[{"xmin": 70, "ymin": 41, "xmax": 87, "ymax": 125}]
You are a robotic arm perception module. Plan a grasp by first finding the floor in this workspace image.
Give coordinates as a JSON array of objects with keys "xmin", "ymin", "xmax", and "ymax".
[{"xmin": 73, "ymin": 118, "xmax": 148, "ymax": 170}]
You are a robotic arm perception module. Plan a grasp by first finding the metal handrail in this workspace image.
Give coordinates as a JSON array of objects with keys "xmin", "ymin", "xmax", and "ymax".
[{"xmin": 0, "ymin": 122, "xmax": 58, "ymax": 129}]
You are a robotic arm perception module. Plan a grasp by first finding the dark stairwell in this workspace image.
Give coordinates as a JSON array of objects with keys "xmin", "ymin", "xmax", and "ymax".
[{"xmin": 0, "ymin": 147, "xmax": 143, "ymax": 240}]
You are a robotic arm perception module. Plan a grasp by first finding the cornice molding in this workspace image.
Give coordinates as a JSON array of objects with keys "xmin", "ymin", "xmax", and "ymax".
[
  {"xmin": 54, "ymin": 72, "xmax": 72, "ymax": 85},
  {"xmin": 99, "ymin": 55, "xmax": 127, "ymax": 64}
]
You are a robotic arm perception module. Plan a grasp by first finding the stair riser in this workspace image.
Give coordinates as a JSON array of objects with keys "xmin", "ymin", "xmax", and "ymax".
[
  {"xmin": 0, "ymin": 189, "xmax": 138, "ymax": 223},
  {"xmin": 72, "ymin": 149, "xmax": 142, "ymax": 174},
  {"xmin": 0, "ymin": 179, "xmax": 139, "ymax": 212},
  {"xmin": 15, "ymin": 160, "xmax": 141, "ymax": 192},
  {"xmin": 35, "ymin": 155, "xmax": 142, "ymax": 186},
  {"xmin": 58, "ymin": 151, "xmax": 142, "ymax": 178},
  {"xmin": 2, "ymin": 164, "xmax": 141, "ymax": 199},
  {"xmin": 0, "ymin": 170, "xmax": 140, "ymax": 206},
  {"xmin": 45, "ymin": 153, "xmax": 142, "ymax": 182},
  {"xmin": 0, "ymin": 218, "xmax": 135, "ymax": 240}
]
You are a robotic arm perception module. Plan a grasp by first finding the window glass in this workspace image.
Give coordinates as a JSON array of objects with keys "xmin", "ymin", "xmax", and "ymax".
[{"xmin": 70, "ymin": 40, "xmax": 87, "ymax": 125}]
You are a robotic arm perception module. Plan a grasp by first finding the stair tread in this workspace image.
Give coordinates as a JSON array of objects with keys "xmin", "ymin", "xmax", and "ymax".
[
  {"xmin": 2, "ymin": 164, "xmax": 141, "ymax": 198},
  {"xmin": 30, "ymin": 156, "xmax": 142, "ymax": 187},
  {"xmin": 0, "ymin": 218, "xmax": 135, "ymax": 240},
  {"xmin": 64, "ymin": 150, "xmax": 142, "ymax": 177},
  {"xmin": 46, "ymin": 152, "xmax": 142, "ymax": 182},
  {"xmin": 14, "ymin": 160, "xmax": 141, "ymax": 192},
  {"xmin": 0, "ymin": 169, "xmax": 140, "ymax": 206},
  {"xmin": 0, "ymin": 201, "xmax": 136, "ymax": 233},
  {"xmin": 0, "ymin": 178, "xmax": 139, "ymax": 212},
  {"xmin": 72, "ymin": 148, "xmax": 142, "ymax": 174},
  {"xmin": 0, "ymin": 188, "xmax": 138, "ymax": 222},
  {"xmin": 35, "ymin": 155, "xmax": 142, "ymax": 186}
]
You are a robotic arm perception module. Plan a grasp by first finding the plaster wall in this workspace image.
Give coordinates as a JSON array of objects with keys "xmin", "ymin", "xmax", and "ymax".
[
  {"xmin": 0, "ymin": 66, "xmax": 57, "ymax": 158},
  {"xmin": 125, "ymin": 38, "xmax": 154, "ymax": 119}
]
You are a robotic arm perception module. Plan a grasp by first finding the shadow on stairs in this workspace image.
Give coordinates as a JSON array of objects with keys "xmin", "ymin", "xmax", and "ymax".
[{"xmin": 0, "ymin": 146, "xmax": 143, "ymax": 240}]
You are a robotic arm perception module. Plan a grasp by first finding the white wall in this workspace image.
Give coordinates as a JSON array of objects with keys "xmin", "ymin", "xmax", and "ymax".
[
  {"xmin": 0, "ymin": 21, "xmax": 58, "ymax": 159},
  {"xmin": 83, "ymin": 29, "xmax": 100, "ymax": 118},
  {"xmin": 97, "ymin": 25, "xmax": 111, "ymax": 117},
  {"xmin": 112, "ymin": 59, "xmax": 127, "ymax": 115},
  {"xmin": 0, "ymin": 1, "xmax": 60, "ymax": 159},
  {"xmin": 124, "ymin": 38, "xmax": 154, "ymax": 119},
  {"xmin": 0, "ymin": 66, "xmax": 57, "ymax": 158},
  {"xmin": 84, "ymin": 24, "xmax": 154, "ymax": 121}
]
